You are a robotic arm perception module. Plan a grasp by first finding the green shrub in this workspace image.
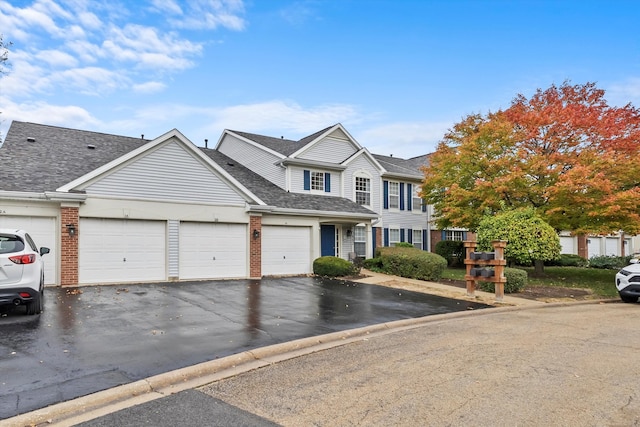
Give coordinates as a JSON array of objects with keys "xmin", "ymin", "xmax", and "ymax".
[
  {"xmin": 362, "ymin": 257, "xmax": 383, "ymax": 271},
  {"xmin": 478, "ymin": 267, "xmax": 528, "ymax": 293},
  {"xmin": 545, "ymin": 254, "xmax": 588, "ymax": 267},
  {"xmin": 435, "ymin": 240, "xmax": 464, "ymax": 267},
  {"xmin": 377, "ymin": 246, "xmax": 447, "ymax": 281},
  {"xmin": 588, "ymin": 255, "xmax": 631, "ymax": 270},
  {"xmin": 394, "ymin": 242, "xmax": 414, "ymax": 248},
  {"xmin": 313, "ymin": 256, "xmax": 359, "ymax": 277}
]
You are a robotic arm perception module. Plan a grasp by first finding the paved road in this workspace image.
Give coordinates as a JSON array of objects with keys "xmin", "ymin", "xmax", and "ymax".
[
  {"xmin": 69, "ymin": 302, "xmax": 640, "ymax": 427},
  {"xmin": 7, "ymin": 302, "xmax": 640, "ymax": 427},
  {"xmin": 0, "ymin": 276, "xmax": 489, "ymax": 420}
]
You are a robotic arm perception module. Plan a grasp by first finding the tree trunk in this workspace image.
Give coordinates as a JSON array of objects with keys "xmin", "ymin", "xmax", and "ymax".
[{"xmin": 534, "ymin": 259, "xmax": 545, "ymax": 275}]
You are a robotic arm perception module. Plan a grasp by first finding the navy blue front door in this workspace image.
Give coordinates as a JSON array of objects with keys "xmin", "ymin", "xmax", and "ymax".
[{"xmin": 320, "ymin": 225, "xmax": 335, "ymax": 256}]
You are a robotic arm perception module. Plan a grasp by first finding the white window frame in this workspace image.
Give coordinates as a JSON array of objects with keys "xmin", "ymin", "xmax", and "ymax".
[
  {"xmin": 354, "ymin": 225, "xmax": 367, "ymax": 257},
  {"xmin": 354, "ymin": 175, "xmax": 371, "ymax": 207},
  {"xmin": 389, "ymin": 228, "xmax": 400, "ymax": 246},
  {"xmin": 412, "ymin": 229, "xmax": 422, "ymax": 249},
  {"xmin": 412, "ymin": 184, "xmax": 423, "ymax": 213},
  {"xmin": 445, "ymin": 230, "xmax": 464, "ymax": 241},
  {"xmin": 311, "ymin": 171, "xmax": 325, "ymax": 192},
  {"xmin": 388, "ymin": 181, "xmax": 400, "ymax": 209}
]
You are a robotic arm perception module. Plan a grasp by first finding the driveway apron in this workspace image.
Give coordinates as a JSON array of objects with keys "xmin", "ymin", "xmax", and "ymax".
[{"xmin": 0, "ymin": 276, "xmax": 489, "ymax": 419}]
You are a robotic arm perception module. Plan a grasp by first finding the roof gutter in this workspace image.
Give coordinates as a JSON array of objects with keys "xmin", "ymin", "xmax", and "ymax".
[
  {"xmin": 277, "ymin": 158, "xmax": 347, "ymax": 171},
  {"xmin": 249, "ymin": 205, "xmax": 379, "ymax": 220},
  {"xmin": 0, "ymin": 190, "xmax": 87, "ymax": 202}
]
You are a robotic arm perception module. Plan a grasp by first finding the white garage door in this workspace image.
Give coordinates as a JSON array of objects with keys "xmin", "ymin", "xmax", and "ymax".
[
  {"xmin": 560, "ymin": 236, "xmax": 575, "ymax": 255},
  {"xmin": 179, "ymin": 222, "xmax": 247, "ymax": 280},
  {"xmin": 79, "ymin": 218, "xmax": 166, "ymax": 284},
  {"xmin": 0, "ymin": 216, "xmax": 57, "ymax": 285},
  {"xmin": 588, "ymin": 237, "xmax": 602, "ymax": 258},
  {"xmin": 606, "ymin": 238, "xmax": 620, "ymax": 256},
  {"xmin": 262, "ymin": 226, "xmax": 312, "ymax": 276}
]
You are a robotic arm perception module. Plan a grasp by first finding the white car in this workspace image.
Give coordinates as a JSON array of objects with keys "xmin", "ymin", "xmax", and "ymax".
[
  {"xmin": 0, "ymin": 229, "xmax": 50, "ymax": 315},
  {"xmin": 615, "ymin": 260, "xmax": 640, "ymax": 303}
]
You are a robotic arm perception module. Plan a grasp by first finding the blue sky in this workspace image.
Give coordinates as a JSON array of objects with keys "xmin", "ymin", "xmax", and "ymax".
[{"xmin": 1, "ymin": 0, "xmax": 639, "ymax": 158}]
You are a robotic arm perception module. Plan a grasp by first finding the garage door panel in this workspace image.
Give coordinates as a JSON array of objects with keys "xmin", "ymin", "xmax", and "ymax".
[
  {"xmin": 262, "ymin": 226, "xmax": 311, "ymax": 276},
  {"xmin": 180, "ymin": 223, "xmax": 246, "ymax": 280},
  {"xmin": 0, "ymin": 216, "xmax": 57, "ymax": 285},
  {"xmin": 80, "ymin": 219, "xmax": 166, "ymax": 284}
]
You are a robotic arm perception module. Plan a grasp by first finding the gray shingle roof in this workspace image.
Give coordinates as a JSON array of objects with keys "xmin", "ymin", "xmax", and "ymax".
[
  {"xmin": 0, "ymin": 121, "xmax": 149, "ymax": 192},
  {"xmin": 372, "ymin": 153, "xmax": 428, "ymax": 178},
  {"xmin": 0, "ymin": 121, "xmax": 377, "ymax": 218},
  {"xmin": 201, "ymin": 149, "xmax": 377, "ymax": 216},
  {"xmin": 230, "ymin": 125, "xmax": 335, "ymax": 157}
]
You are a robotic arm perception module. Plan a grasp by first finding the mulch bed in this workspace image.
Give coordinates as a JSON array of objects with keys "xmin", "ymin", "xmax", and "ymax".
[{"xmin": 436, "ymin": 278, "xmax": 595, "ymax": 301}]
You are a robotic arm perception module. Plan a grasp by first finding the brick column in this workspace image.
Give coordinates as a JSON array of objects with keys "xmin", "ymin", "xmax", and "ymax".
[
  {"xmin": 577, "ymin": 234, "xmax": 588, "ymax": 259},
  {"xmin": 249, "ymin": 215, "xmax": 262, "ymax": 279},
  {"xmin": 375, "ymin": 227, "xmax": 382, "ymax": 249},
  {"xmin": 61, "ymin": 206, "xmax": 79, "ymax": 286}
]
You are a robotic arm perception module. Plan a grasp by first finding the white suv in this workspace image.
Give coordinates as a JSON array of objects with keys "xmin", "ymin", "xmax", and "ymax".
[
  {"xmin": 0, "ymin": 229, "xmax": 50, "ymax": 315},
  {"xmin": 615, "ymin": 259, "xmax": 640, "ymax": 303}
]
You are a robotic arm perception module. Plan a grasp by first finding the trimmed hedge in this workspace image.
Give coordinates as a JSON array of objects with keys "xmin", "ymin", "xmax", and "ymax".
[
  {"xmin": 435, "ymin": 240, "xmax": 464, "ymax": 267},
  {"xmin": 588, "ymin": 255, "xmax": 633, "ymax": 270},
  {"xmin": 313, "ymin": 256, "xmax": 359, "ymax": 277},
  {"xmin": 545, "ymin": 253, "xmax": 588, "ymax": 267},
  {"xmin": 375, "ymin": 246, "xmax": 447, "ymax": 281},
  {"xmin": 478, "ymin": 267, "xmax": 528, "ymax": 294}
]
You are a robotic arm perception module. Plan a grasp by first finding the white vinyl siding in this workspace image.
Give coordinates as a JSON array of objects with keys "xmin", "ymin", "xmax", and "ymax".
[
  {"xmin": 85, "ymin": 141, "xmax": 247, "ymax": 205},
  {"xmin": 218, "ymin": 134, "xmax": 286, "ymax": 188},
  {"xmin": 297, "ymin": 137, "xmax": 358, "ymax": 163},
  {"xmin": 0, "ymin": 216, "xmax": 57, "ymax": 285},
  {"xmin": 179, "ymin": 222, "xmax": 247, "ymax": 279},
  {"xmin": 344, "ymin": 155, "xmax": 381, "ymax": 213},
  {"xmin": 79, "ymin": 218, "xmax": 166, "ymax": 284},
  {"xmin": 262, "ymin": 226, "xmax": 312, "ymax": 276}
]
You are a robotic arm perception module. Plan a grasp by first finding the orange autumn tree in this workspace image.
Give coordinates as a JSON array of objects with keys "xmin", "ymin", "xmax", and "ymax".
[{"xmin": 422, "ymin": 81, "xmax": 640, "ymax": 235}]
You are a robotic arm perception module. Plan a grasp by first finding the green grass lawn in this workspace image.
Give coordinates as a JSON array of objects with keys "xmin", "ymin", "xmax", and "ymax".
[{"xmin": 443, "ymin": 266, "xmax": 618, "ymax": 297}]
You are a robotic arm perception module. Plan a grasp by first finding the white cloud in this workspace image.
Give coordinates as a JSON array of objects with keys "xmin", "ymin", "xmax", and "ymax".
[
  {"xmin": 34, "ymin": 49, "xmax": 79, "ymax": 68},
  {"xmin": 607, "ymin": 78, "xmax": 640, "ymax": 107},
  {"xmin": 150, "ymin": 0, "xmax": 183, "ymax": 15},
  {"xmin": 132, "ymin": 81, "xmax": 166, "ymax": 94},
  {"xmin": 166, "ymin": 0, "xmax": 246, "ymax": 30},
  {"xmin": 356, "ymin": 121, "xmax": 452, "ymax": 158}
]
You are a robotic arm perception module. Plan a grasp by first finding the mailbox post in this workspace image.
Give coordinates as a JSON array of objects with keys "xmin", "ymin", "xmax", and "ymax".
[{"xmin": 464, "ymin": 240, "xmax": 507, "ymax": 301}]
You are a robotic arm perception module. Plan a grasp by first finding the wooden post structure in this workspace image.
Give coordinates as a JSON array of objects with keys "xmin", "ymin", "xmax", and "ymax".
[{"xmin": 464, "ymin": 239, "xmax": 508, "ymax": 302}]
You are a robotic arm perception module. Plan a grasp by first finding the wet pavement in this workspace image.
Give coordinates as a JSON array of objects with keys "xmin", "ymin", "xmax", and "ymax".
[{"xmin": 0, "ymin": 276, "xmax": 490, "ymax": 420}]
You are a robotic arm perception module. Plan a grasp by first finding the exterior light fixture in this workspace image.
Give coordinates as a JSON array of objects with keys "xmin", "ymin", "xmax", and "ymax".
[
  {"xmin": 253, "ymin": 229, "xmax": 260, "ymax": 239},
  {"xmin": 66, "ymin": 224, "xmax": 77, "ymax": 237},
  {"xmin": 346, "ymin": 229, "xmax": 353, "ymax": 237}
]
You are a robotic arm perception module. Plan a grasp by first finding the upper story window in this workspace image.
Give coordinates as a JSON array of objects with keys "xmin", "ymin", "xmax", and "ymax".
[
  {"xmin": 311, "ymin": 171, "xmax": 324, "ymax": 191},
  {"xmin": 304, "ymin": 170, "xmax": 331, "ymax": 193},
  {"xmin": 355, "ymin": 176, "xmax": 371, "ymax": 206},
  {"xmin": 388, "ymin": 182, "xmax": 399, "ymax": 209},
  {"xmin": 413, "ymin": 185, "xmax": 423, "ymax": 212}
]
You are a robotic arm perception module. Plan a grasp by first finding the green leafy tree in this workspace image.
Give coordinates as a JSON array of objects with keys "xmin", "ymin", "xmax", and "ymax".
[
  {"xmin": 422, "ymin": 81, "xmax": 640, "ymax": 236},
  {"xmin": 476, "ymin": 207, "xmax": 560, "ymax": 274}
]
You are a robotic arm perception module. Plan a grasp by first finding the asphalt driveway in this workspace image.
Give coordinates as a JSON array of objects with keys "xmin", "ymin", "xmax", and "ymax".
[{"xmin": 0, "ymin": 276, "xmax": 490, "ymax": 419}]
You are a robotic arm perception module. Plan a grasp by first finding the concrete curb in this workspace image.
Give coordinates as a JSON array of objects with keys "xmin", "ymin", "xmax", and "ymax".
[{"xmin": 4, "ymin": 297, "xmax": 616, "ymax": 427}]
